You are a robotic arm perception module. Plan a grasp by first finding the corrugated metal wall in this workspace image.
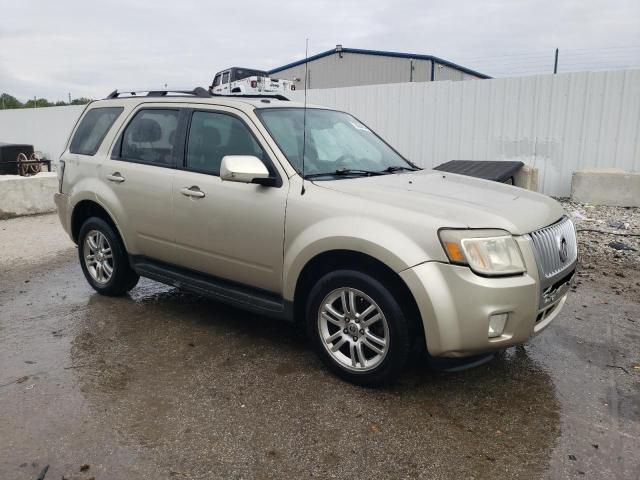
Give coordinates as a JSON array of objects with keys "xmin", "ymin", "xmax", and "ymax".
[
  {"xmin": 292, "ymin": 70, "xmax": 640, "ymax": 196},
  {"xmin": 0, "ymin": 71, "xmax": 638, "ymax": 197},
  {"xmin": 273, "ymin": 52, "xmax": 433, "ymax": 89}
]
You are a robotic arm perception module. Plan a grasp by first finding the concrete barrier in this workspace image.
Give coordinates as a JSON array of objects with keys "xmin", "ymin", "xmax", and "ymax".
[
  {"xmin": 514, "ymin": 165, "xmax": 539, "ymax": 192},
  {"xmin": 0, "ymin": 172, "xmax": 58, "ymax": 219},
  {"xmin": 571, "ymin": 169, "xmax": 640, "ymax": 207}
]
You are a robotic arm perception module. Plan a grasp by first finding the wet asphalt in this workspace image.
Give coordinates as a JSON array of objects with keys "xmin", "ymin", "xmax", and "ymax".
[{"xmin": 0, "ymin": 214, "xmax": 639, "ymax": 480}]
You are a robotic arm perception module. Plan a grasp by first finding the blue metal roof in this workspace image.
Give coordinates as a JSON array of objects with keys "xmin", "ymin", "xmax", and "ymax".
[{"xmin": 268, "ymin": 47, "xmax": 491, "ymax": 79}]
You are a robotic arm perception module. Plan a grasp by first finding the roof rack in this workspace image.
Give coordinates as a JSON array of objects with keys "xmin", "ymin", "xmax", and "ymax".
[
  {"xmin": 105, "ymin": 87, "xmax": 290, "ymax": 102},
  {"xmin": 105, "ymin": 87, "xmax": 211, "ymax": 99}
]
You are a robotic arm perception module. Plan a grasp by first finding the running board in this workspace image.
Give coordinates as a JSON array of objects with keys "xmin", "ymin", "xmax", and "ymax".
[{"xmin": 130, "ymin": 256, "xmax": 293, "ymax": 321}]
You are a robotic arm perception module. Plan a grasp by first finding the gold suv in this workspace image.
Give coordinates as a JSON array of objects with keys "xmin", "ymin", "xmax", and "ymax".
[{"xmin": 55, "ymin": 88, "xmax": 577, "ymax": 385}]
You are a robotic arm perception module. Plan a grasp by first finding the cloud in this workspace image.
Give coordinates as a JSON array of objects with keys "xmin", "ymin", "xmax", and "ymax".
[{"xmin": 0, "ymin": 0, "xmax": 638, "ymax": 101}]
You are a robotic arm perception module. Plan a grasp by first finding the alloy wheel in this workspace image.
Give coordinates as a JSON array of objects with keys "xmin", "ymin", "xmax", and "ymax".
[
  {"xmin": 83, "ymin": 230, "xmax": 114, "ymax": 284},
  {"xmin": 317, "ymin": 287, "xmax": 390, "ymax": 372}
]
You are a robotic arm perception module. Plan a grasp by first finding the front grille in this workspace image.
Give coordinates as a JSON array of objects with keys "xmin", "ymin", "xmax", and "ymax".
[{"xmin": 529, "ymin": 216, "xmax": 577, "ymax": 279}]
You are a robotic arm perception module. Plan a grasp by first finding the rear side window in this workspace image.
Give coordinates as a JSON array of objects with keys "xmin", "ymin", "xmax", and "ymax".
[
  {"xmin": 69, "ymin": 107, "xmax": 123, "ymax": 155},
  {"xmin": 119, "ymin": 109, "xmax": 179, "ymax": 167},
  {"xmin": 186, "ymin": 111, "xmax": 265, "ymax": 175}
]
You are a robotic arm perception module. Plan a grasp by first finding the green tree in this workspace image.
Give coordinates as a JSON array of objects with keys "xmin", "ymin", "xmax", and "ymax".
[
  {"xmin": 70, "ymin": 97, "xmax": 92, "ymax": 105},
  {"xmin": 0, "ymin": 93, "xmax": 92, "ymax": 109},
  {"xmin": 0, "ymin": 93, "xmax": 23, "ymax": 109},
  {"xmin": 24, "ymin": 98, "xmax": 53, "ymax": 108}
]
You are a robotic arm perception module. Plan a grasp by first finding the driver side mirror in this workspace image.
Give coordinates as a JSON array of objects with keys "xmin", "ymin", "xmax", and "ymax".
[{"xmin": 220, "ymin": 155, "xmax": 276, "ymax": 186}]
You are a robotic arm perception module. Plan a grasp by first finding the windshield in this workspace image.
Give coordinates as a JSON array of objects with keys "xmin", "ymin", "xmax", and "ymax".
[
  {"xmin": 256, "ymin": 108, "xmax": 414, "ymax": 178},
  {"xmin": 234, "ymin": 68, "xmax": 267, "ymax": 81}
]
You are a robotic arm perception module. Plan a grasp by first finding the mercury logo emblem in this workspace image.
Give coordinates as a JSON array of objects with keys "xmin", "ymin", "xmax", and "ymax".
[{"xmin": 558, "ymin": 236, "xmax": 568, "ymax": 263}]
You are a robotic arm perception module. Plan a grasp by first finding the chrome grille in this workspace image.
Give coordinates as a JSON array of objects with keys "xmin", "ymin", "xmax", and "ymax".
[{"xmin": 529, "ymin": 217, "xmax": 577, "ymax": 279}]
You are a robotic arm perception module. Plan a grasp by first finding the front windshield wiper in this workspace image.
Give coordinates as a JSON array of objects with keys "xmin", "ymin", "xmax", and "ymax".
[
  {"xmin": 381, "ymin": 165, "xmax": 421, "ymax": 173},
  {"xmin": 304, "ymin": 168, "xmax": 387, "ymax": 179}
]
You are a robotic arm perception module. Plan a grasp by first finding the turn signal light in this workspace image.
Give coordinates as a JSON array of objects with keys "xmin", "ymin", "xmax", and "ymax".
[{"xmin": 444, "ymin": 241, "xmax": 465, "ymax": 263}]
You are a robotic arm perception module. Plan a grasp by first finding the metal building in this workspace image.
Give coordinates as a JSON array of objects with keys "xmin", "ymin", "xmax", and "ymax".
[{"xmin": 268, "ymin": 46, "xmax": 490, "ymax": 90}]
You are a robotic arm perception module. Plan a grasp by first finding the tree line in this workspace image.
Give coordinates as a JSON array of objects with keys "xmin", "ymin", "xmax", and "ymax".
[{"xmin": 0, "ymin": 93, "xmax": 92, "ymax": 109}]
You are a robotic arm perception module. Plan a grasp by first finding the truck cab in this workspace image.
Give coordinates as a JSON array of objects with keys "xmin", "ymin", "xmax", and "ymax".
[{"xmin": 210, "ymin": 67, "xmax": 295, "ymax": 96}]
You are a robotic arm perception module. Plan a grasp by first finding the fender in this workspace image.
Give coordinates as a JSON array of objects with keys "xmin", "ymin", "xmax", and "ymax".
[{"xmin": 282, "ymin": 215, "xmax": 434, "ymax": 301}]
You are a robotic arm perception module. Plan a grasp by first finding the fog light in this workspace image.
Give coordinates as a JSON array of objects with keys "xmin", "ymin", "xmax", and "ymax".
[{"xmin": 488, "ymin": 313, "xmax": 508, "ymax": 338}]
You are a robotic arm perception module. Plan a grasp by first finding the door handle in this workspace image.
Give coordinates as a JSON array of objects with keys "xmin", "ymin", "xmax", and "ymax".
[
  {"xmin": 180, "ymin": 186, "xmax": 205, "ymax": 198},
  {"xmin": 107, "ymin": 172, "xmax": 125, "ymax": 183}
]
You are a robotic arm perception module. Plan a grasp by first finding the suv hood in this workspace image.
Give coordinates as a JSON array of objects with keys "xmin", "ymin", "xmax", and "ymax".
[{"xmin": 315, "ymin": 170, "xmax": 564, "ymax": 235}]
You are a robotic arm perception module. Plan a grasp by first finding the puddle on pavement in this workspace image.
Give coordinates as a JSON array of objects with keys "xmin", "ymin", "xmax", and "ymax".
[{"xmin": 68, "ymin": 280, "xmax": 561, "ymax": 479}]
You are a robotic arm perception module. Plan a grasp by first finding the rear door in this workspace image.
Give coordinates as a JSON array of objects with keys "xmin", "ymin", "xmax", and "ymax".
[
  {"xmin": 101, "ymin": 105, "xmax": 186, "ymax": 263},
  {"xmin": 172, "ymin": 106, "xmax": 287, "ymax": 293}
]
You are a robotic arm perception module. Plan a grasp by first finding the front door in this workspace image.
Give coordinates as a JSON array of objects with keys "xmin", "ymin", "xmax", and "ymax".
[{"xmin": 172, "ymin": 107, "xmax": 287, "ymax": 293}]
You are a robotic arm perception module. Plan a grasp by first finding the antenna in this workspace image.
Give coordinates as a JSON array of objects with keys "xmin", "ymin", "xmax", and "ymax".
[{"xmin": 301, "ymin": 38, "xmax": 309, "ymax": 195}]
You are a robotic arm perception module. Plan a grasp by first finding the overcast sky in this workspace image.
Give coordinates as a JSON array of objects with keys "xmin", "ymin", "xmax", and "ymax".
[{"xmin": 1, "ymin": 0, "xmax": 639, "ymax": 102}]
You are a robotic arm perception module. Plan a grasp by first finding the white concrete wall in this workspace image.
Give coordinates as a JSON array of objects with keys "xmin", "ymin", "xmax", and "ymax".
[
  {"xmin": 292, "ymin": 69, "xmax": 640, "ymax": 196},
  {"xmin": 0, "ymin": 173, "xmax": 58, "ymax": 218},
  {"xmin": 0, "ymin": 104, "xmax": 85, "ymax": 167}
]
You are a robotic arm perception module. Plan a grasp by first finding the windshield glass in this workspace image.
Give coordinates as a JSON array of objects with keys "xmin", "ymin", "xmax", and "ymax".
[
  {"xmin": 234, "ymin": 68, "xmax": 267, "ymax": 81},
  {"xmin": 256, "ymin": 108, "xmax": 413, "ymax": 177}
]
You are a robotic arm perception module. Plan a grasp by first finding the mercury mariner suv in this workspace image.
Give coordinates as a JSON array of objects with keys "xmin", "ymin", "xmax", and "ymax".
[{"xmin": 55, "ymin": 87, "xmax": 578, "ymax": 385}]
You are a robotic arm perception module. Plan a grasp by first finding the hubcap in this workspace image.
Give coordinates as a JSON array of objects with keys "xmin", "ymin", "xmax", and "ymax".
[
  {"xmin": 83, "ymin": 230, "xmax": 114, "ymax": 284},
  {"xmin": 318, "ymin": 287, "xmax": 390, "ymax": 372}
]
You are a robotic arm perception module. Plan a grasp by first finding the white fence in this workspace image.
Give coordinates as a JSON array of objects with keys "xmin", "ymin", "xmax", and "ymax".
[
  {"xmin": 0, "ymin": 104, "xmax": 85, "ymax": 167},
  {"xmin": 1, "ymin": 70, "xmax": 639, "ymax": 196},
  {"xmin": 292, "ymin": 70, "xmax": 640, "ymax": 196}
]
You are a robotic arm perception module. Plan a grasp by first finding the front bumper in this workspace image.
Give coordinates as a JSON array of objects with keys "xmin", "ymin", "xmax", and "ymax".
[{"xmin": 400, "ymin": 260, "xmax": 571, "ymax": 358}]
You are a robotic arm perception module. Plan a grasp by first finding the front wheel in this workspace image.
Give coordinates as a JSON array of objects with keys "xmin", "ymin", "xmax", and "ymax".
[
  {"xmin": 78, "ymin": 217, "xmax": 139, "ymax": 296},
  {"xmin": 306, "ymin": 270, "xmax": 411, "ymax": 386}
]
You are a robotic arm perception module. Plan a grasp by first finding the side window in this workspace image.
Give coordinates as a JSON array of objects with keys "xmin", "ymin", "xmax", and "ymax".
[
  {"xmin": 186, "ymin": 111, "xmax": 265, "ymax": 175},
  {"xmin": 221, "ymin": 71, "xmax": 230, "ymax": 84},
  {"xmin": 212, "ymin": 74, "xmax": 221, "ymax": 87},
  {"xmin": 69, "ymin": 107, "xmax": 123, "ymax": 155},
  {"xmin": 120, "ymin": 109, "xmax": 179, "ymax": 167}
]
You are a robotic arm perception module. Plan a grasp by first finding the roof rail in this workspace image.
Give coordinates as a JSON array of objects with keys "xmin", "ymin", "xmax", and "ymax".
[
  {"xmin": 105, "ymin": 87, "xmax": 211, "ymax": 99},
  {"xmin": 104, "ymin": 87, "xmax": 289, "ymax": 102}
]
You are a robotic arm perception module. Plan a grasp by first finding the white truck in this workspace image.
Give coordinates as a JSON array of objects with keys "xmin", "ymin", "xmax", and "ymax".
[{"xmin": 210, "ymin": 67, "xmax": 295, "ymax": 96}]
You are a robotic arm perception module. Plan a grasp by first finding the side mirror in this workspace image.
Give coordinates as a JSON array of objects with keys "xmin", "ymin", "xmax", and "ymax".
[{"xmin": 220, "ymin": 155, "xmax": 275, "ymax": 186}]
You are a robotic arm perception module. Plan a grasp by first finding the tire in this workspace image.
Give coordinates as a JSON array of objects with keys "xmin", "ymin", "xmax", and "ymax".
[
  {"xmin": 78, "ymin": 217, "xmax": 139, "ymax": 296},
  {"xmin": 306, "ymin": 270, "xmax": 411, "ymax": 386}
]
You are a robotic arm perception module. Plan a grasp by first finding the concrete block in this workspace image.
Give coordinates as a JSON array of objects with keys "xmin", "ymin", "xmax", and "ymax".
[
  {"xmin": 571, "ymin": 169, "xmax": 640, "ymax": 207},
  {"xmin": 513, "ymin": 165, "xmax": 539, "ymax": 192},
  {"xmin": 0, "ymin": 172, "xmax": 58, "ymax": 219}
]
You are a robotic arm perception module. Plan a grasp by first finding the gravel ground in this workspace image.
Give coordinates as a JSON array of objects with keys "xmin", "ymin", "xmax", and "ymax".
[
  {"xmin": 1, "ymin": 208, "xmax": 639, "ymax": 480},
  {"xmin": 560, "ymin": 199, "xmax": 640, "ymax": 301}
]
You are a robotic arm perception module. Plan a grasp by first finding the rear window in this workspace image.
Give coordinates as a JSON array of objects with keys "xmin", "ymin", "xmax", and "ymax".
[{"xmin": 69, "ymin": 107, "xmax": 123, "ymax": 155}]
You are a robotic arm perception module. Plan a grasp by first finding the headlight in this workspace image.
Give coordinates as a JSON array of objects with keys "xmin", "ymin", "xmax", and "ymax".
[{"xmin": 438, "ymin": 229, "xmax": 525, "ymax": 276}]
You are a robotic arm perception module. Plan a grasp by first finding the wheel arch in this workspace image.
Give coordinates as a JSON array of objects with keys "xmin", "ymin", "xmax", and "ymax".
[
  {"xmin": 291, "ymin": 249, "xmax": 424, "ymax": 347},
  {"xmin": 71, "ymin": 199, "xmax": 127, "ymax": 249}
]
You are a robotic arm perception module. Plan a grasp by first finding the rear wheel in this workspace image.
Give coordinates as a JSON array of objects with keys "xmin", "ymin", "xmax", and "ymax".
[
  {"xmin": 306, "ymin": 270, "xmax": 411, "ymax": 386},
  {"xmin": 78, "ymin": 217, "xmax": 139, "ymax": 296}
]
